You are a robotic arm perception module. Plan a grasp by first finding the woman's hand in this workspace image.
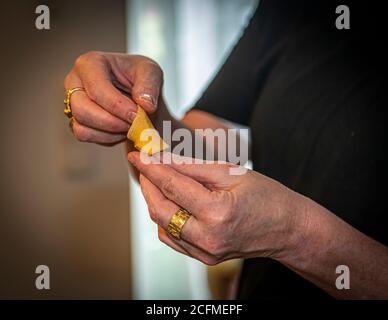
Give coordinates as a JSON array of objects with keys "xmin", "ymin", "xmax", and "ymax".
[
  {"xmin": 127, "ymin": 151, "xmax": 307, "ymax": 265},
  {"xmin": 64, "ymin": 52, "xmax": 163, "ymax": 145},
  {"xmin": 128, "ymin": 151, "xmax": 388, "ymax": 298}
]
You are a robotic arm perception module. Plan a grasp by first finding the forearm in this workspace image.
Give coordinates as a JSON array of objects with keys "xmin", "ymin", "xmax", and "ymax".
[{"xmin": 280, "ymin": 195, "xmax": 388, "ymax": 299}]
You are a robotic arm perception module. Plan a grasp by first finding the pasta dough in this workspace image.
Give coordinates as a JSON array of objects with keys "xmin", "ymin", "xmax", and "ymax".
[{"xmin": 127, "ymin": 105, "xmax": 168, "ymax": 155}]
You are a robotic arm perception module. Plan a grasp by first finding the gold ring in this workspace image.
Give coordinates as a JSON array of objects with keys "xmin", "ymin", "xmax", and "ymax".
[
  {"xmin": 167, "ymin": 208, "xmax": 192, "ymax": 240},
  {"xmin": 64, "ymin": 87, "xmax": 85, "ymax": 118}
]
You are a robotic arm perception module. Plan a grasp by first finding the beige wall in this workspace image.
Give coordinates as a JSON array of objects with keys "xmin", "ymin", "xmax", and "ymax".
[{"xmin": 0, "ymin": 0, "xmax": 131, "ymax": 299}]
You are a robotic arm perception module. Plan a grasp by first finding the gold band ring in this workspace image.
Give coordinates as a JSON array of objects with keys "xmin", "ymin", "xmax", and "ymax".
[
  {"xmin": 167, "ymin": 208, "xmax": 192, "ymax": 240},
  {"xmin": 64, "ymin": 87, "xmax": 85, "ymax": 118}
]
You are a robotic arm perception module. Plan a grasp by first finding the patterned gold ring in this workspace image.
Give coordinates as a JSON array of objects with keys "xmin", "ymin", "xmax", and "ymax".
[
  {"xmin": 167, "ymin": 208, "xmax": 192, "ymax": 240},
  {"xmin": 64, "ymin": 87, "xmax": 85, "ymax": 119}
]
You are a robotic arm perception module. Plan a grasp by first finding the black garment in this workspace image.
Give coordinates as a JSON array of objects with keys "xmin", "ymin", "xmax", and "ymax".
[{"xmin": 194, "ymin": 0, "xmax": 387, "ymax": 299}]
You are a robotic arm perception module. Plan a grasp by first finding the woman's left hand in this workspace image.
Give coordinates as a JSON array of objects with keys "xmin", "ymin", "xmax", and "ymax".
[{"xmin": 127, "ymin": 152, "xmax": 308, "ymax": 265}]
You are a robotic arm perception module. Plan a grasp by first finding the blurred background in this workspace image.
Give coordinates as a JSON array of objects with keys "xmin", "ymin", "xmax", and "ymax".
[{"xmin": 0, "ymin": 0, "xmax": 257, "ymax": 299}]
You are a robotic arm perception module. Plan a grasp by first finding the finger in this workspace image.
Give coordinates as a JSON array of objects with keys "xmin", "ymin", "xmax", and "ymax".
[
  {"xmin": 71, "ymin": 91, "xmax": 130, "ymax": 133},
  {"xmin": 162, "ymin": 153, "xmax": 238, "ymax": 187},
  {"xmin": 74, "ymin": 52, "xmax": 138, "ymax": 122},
  {"xmin": 139, "ymin": 174, "xmax": 202, "ymax": 242},
  {"xmin": 131, "ymin": 59, "xmax": 163, "ymax": 113},
  {"xmin": 129, "ymin": 152, "xmax": 211, "ymax": 214},
  {"xmin": 72, "ymin": 119, "xmax": 126, "ymax": 144},
  {"xmin": 158, "ymin": 227, "xmax": 219, "ymax": 266},
  {"xmin": 157, "ymin": 226, "xmax": 190, "ymax": 256},
  {"xmin": 64, "ymin": 69, "xmax": 83, "ymax": 89},
  {"xmin": 141, "ymin": 174, "xmax": 222, "ymax": 265}
]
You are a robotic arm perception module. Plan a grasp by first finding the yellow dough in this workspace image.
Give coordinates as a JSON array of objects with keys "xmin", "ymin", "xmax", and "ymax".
[{"xmin": 127, "ymin": 105, "xmax": 169, "ymax": 155}]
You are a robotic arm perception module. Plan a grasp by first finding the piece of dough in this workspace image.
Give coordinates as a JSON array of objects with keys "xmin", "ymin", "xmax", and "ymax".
[{"xmin": 127, "ymin": 105, "xmax": 169, "ymax": 155}]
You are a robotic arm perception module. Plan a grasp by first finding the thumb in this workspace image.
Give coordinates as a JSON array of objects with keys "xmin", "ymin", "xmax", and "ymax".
[{"xmin": 131, "ymin": 60, "xmax": 163, "ymax": 113}]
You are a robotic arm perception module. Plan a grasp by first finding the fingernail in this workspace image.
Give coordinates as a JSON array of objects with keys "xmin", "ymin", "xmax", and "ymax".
[
  {"xmin": 128, "ymin": 111, "xmax": 137, "ymax": 123},
  {"xmin": 140, "ymin": 93, "xmax": 156, "ymax": 109}
]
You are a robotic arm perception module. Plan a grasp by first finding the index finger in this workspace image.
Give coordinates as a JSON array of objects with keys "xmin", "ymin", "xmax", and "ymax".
[
  {"xmin": 74, "ymin": 53, "xmax": 137, "ymax": 122},
  {"xmin": 128, "ymin": 152, "xmax": 211, "ymax": 215}
]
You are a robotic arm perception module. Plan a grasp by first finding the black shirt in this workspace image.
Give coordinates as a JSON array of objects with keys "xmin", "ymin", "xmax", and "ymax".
[{"xmin": 194, "ymin": 0, "xmax": 387, "ymax": 299}]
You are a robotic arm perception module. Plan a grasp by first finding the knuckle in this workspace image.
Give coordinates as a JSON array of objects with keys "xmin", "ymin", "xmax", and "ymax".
[
  {"xmin": 220, "ymin": 193, "xmax": 236, "ymax": 222},
  {"xmin": 160, "ymin": 177, "xmax": 175, "ymax": 197},
  {"xmin": 221, "ymin": 203, "xmax": 235, "ymax": 225},
  {"xmin": 206, "ymin": 192, "xmax": 235, "ymax": 226},
  {"xmin": 201, "ymin": 233, "xmax": 225, "ymax": 257},
  {"xmin": 137, "ymin": 55, "xmax": 161, "ymax": 68},
  {"xmin": 64, "ymin": 73, "xmax": 73, "ymax": 88},
  {"xmin": 75, "ymin": 51, "xmax": 102, "ymax": 67},
  {"xmin": 139, "ymin": 58, "xmax": 164, "ymax": 81},
  {"xmin": 200, "ymin": 256, "xmax": 219, "ymax": 266},
  {"xmin": 209, "ymin": 211, "xmax": 229, "ymax": 227},
  {"xmin": 73, "ymin": 124, "xmax": 91, "ymax": 142},
  {"xmin": 148, "ymin": 208, "xmax": 158, "ymax": 223},
  {"xmin": 148, "ymin": 61, "xmax": 164, "ymax": 81},
  {"xmin": 107, "ymin": 98, "xmax": 125, "ymax": 114},
  {"xmin": 71, "ymin": 104, "xmax": 85, "ymax": 124},
  {"xmin": 207, "ymin": 240, "xmax": 222, "ymax": 256},
  {"xmin": 148, "ymin": 209, "xmax": 155, "ymax": 221},
  {"xmin": 89, "ymin": 91, "xmax": 125, "ymax": 115},
  {"xmin": 86, "ymin": 84, "xmax": 99, "ymax": 102},
  {"xmin": 157, "ymin": 230, "xmax": 164, "ymax": 243}
]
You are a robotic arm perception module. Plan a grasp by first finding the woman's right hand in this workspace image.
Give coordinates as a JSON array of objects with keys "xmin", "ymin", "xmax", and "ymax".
[{"xmin": 64, "ymin": 51, "xmax": 164, "ymax": 145}]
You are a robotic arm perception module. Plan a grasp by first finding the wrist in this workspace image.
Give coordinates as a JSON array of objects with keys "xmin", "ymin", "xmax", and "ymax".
[
  {"xmin": 275, "ymin": 191, "xmax": 317, "ymax": 264},
  {"xmin": 276, "ymin": 192, "xmax": 338, "ymax": 274}
]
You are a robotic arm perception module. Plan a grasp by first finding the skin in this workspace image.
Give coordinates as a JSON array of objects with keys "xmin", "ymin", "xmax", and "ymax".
[{"xmin": 65, "ymin": 52, "xmax": 388, "ymax": 299}]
